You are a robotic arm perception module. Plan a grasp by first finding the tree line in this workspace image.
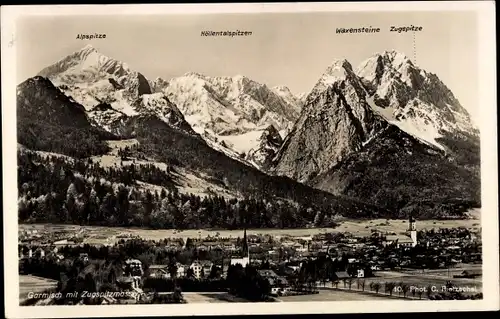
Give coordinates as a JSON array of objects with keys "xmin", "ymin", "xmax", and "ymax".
[{"xmin": 18, "ymin": 151, "xmax": 341, "ymax": 229}]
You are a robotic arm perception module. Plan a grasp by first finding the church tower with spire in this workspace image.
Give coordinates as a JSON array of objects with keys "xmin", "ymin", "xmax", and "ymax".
[
  {"xmin": 230, "ymin": 228, "xmax": 250, "ymax": 267},
  {"xmin": 408, "ymin": 215, "xmax": 417, "ymax": 247},
  {"xmin": 242, "ymin": 228, "xmax": 249, "ymax": 259}
]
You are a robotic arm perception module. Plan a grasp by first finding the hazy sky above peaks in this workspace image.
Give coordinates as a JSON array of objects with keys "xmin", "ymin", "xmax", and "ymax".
[{"xmin": 17, "ymin": 11, "xmax": 478, "ymax": 122}]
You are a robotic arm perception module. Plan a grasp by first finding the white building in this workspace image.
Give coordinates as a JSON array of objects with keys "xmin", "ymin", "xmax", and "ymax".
[
  {"xmin": 125, "ymin": 259, "xmax": 143, "ymax": 277},
  {"xmin": 357, "ymin": 269, "xmax": 365, "ymax": 278},
  {"xmin": 384, "ymin": 216, "xmax": 418, "ymax": 248},
  {"xmin": 189, "ymin": 260, "xmax": 204, "ymax": 279},
  {"xmin": 408, "ymin": 216, "xmax": 418, "ymax": 247},
  {"xmin": 177, "ymin": 263, "xmax": 186, "ymax": 277},
  {"xmin": 230, "ymin": 257, "xmax": 250, "ymax": 267},
  {"xmin": 230, "ymin": 229, "xmax": 250, "ymax": 267}
]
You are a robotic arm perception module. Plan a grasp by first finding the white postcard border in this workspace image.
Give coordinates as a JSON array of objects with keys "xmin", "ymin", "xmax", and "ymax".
[{"xmin": 2, "ymin": 2, "xmax": 498, "ymax": 318}]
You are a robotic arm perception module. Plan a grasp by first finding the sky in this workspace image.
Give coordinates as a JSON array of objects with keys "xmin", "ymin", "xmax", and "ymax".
[{"xmin": 16, "ymin": 11, "xmax": 478, "ymax": 122}]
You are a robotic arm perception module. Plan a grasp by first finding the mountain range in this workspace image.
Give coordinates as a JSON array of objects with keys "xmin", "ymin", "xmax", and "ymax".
[{"xmin": 17, "ymin": 45, "xmax": 480, "ymax": 220}]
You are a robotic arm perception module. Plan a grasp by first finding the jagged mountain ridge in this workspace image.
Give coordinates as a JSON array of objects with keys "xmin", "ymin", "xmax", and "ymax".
[
  {"xmin": 152, "ymin": 72, "xmax": 303, "ymax": 163},
  {"xmin": 356, "ymin": 50, "xmax": 478, "ymax": 149},
  {"xmin": 38, "ymin": 45, "xmax": 152, "ymax": 112},
  {"xmin": 16, "ymin": 76, "xmax": 113, "ymax": 158},
  {"xmin": 37, "ymin": 45, "xmax": 197, "ymax": 137},
  {"xmin": 22, "ymin": 46, "xmax": 480, "ymax": 218},
  {"xmin": 272, "ymin": 59, "xmax": 391, "ymax": 182},
  {"xmin": 271, "ymin": 52, "xmax": 480, "ymax": 216},
  {"xmin": 153, "ymin": 72, "xmax": 301, "ymax": 135},
  {"xmin": 17, "ymin": 73, "xmax": 391, "ymax": 220},
  {"xmin": 38, "ymin": 45, "xmax": 303, "ymax": 169}
]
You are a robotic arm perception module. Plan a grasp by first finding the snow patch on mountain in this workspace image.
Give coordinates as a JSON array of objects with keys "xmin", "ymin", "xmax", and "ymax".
[
  {"xmin": 200, "ymin": 133, "xmax": 256, "ymax": 167},
  {"xmin": 38, "ymin": 45, "xmax": 151, "ymax": 116},
  {"xmin": 87, "ymin": 104, "xmax": 127, "ymax": 132},
  {"xmin": 356, "ymin": 50, "xmax": 478, "ymax": 149},
  {"xmin": 157, "ymin": 72, "xmax": 302, "ymax": 168},
  {"xmin": 245, "ymin": 125, "xmax": 284, "ymax": 169},
  {"xmin": 111, "ymin": 90, "xmax": 139, "ymax": 116},
  {"xmin": 322, "ymin": 59, "xmax": 351, "ymax": 83},
  {"xmin": 365, "ymin": 95, "xmax": 444, "ymax": 150},
  {"xmin": 133, "ymin": 93, "xmax": 196, "ymax": 133},
  {"xmin": 271, "ymin": 85, "xmax": 304, "ymax": 113},
  {"xmin": 219, "ymin": 130, "xmax": 265, "ymax": 155}
]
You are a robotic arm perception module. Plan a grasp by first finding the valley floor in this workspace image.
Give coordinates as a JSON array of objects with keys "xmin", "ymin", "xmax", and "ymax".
[
  {"xmin": 19, "ymin": 211, "xmax": 480, "ymax": 244},
  {"xmin": 18, "ymin": 275, "xmax": 58, "ymax": 304}
]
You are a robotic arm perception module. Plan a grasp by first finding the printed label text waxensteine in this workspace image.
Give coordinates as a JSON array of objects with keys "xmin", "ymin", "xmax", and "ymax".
[{"xmin": 336, "ymin": 26, "xmax": 381, "ymax": 34}]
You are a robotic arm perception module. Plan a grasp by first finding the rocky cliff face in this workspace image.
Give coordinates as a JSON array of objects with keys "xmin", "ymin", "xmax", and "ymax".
[
  {"xmin": 246, "ymin": 125, "xmax": 284, "ymax": 168},
  {"xmin": 38, "ymin": 45, "xmax": 152, "ymax": 111},
  {"xmin": 150, "ymin": 72, "xmax": 303, "ymax": 167},
  {"xmin": 17, "ymin": 76, "xmax": 91, "ymax": 128},
  {"xmin": 17, "ymin": 76, "xmax": 111, "ymax": 157},
  {"xmin": 273, "ymin": 59, "xmax": 387, "ymax": 182},
  {"xmin": 271, "ymin": 51, "xmax": 480, "ymax": 215},
  {"xmin": 36, "ymin": 45, "xmax": 194, "ymax": 137},
  {"xmin": 21, "ymin": 46, "xmax": 480, "ymax": 218},
  {"xmin": 356, "ymin": 50, "xmax": 478, "ymax": 149}
]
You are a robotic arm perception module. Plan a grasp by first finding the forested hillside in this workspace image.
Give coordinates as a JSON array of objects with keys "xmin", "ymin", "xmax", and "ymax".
[{"xmin": 18, "ymin": 150, "xmax": 345, "ymax": 229}]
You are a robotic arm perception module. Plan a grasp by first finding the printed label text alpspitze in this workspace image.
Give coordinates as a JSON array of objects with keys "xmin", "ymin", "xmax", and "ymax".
[{"xmin": 76, "ymin": 33, "xmax": 106, "ymax": 40}]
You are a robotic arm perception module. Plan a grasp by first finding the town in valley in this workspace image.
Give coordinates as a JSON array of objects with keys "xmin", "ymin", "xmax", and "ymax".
[{"xmin": 19, "ymin": 212, "xmax": 482, "ymax": 305}]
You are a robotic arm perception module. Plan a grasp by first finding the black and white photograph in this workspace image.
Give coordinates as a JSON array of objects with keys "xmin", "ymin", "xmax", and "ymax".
[{"xmin": 2, "ymin": 2, "xmax": 498, "ymax": 318}]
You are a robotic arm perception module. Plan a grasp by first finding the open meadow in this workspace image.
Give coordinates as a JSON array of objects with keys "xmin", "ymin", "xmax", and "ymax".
[
  {"xmin": 19, "ymin": 209, "xmax": 480, "ymax": 244},
  {"xmin": 19, "ymin": 275, "xmax": 58, "ymax": 303},
  {"xmin": 322, "ymin": 268, "xmax": 483, "ymax": 297},
  {"xmin": 335, "ymin": 208, "xmax": 480, "ymax": 237},
  {"xmin": 279, "ymin": 289, "xmax": 398, "ymax": 302}
]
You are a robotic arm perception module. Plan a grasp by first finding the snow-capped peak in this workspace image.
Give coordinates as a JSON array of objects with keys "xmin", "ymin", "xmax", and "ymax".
[
  {"xmin": 232, "ymin": 74, "xmax": 251, "ymax": 83},
  {"xmin": 327, "ymin": 58, "xmax": 351, "ymax": 68},
  {"xmin": 324, "ymin": 59, "xmax": 353, "ymax": 76},
  {"xmin": 272, "ymin": 85, "xmax": 292, "ymax": 94},
  {"xmin": 381, "ymin": 50, "xmax": 411, "ymax": 68},
  {"xmin": 184, "ymin": 72, "xmax": 205, "ymax": 78},
  {"xmin": 37, "ymin": 45, "xmax": 154, "ymax": 116},
  {"xmin": 38, "ymin": 45, "xmax": 134, "ymax": 82},
  {"xmin": 305, "ymin": 58, "xmax": 362, "ymax": 103},
  {"xmin": 80, "ymin": 44, "xmax": 97, "ymax": 53},
  {"xmin": 320, "ymin": 59, "xmax": 357, "ymax": 85},
  {"xmin": 355, "ymin": 50, "xmax": 478, "ymax": 148},
  {"xmin": 355, "ymin": 50, "xmax": 414, "ymax": 84}
]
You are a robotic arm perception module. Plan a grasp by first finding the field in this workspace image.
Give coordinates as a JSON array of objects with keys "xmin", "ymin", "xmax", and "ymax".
[
  {"xmin": 325, "ymin": 267, "xmax": 483, "ymax": 297},
  {"xmin": 19, "ymin": 209, "xmax": 480, "ymax": 244},
  {"xmin": 334, "ymin": 208, "xmax": 480, "ymax": 237},
  {"xmin": 90, "ymin": 139, "xmax": 239, "ymax": 199},
  {"xmin": 182, "ymin": 292, "xmax": 257, "ymax": 303},
  {"xmin": 279, "ymin": 289, "xmax": 397, "ymax": 302},
  {"xmin": 180, "ymin": 292, "xmax": 230, "ymax": 303},
  {"xmin": 19, "ymin": 275, "xmax": 58, "ymax": 303}
]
